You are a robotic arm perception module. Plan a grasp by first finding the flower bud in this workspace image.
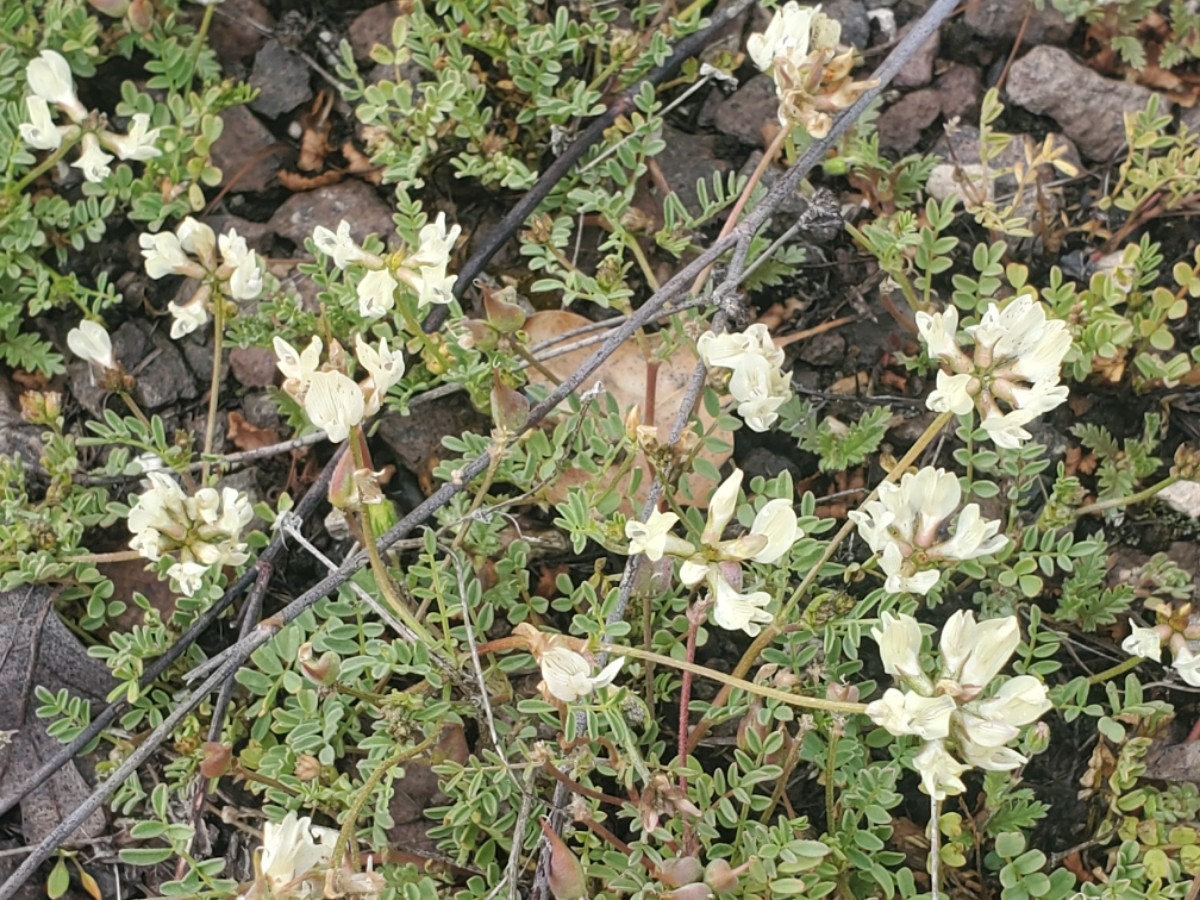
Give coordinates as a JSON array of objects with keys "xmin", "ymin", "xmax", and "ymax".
[
  {"xmin": 199, "ymin": 741, "xmax": 232, "ymax": 778},
  {"xmin": 658, "ymin": 856, "xmax": 703, "ymax": 888},
  {"xmin": 491, "ymin": 370, "xmax": 529, "ymax": 439},
  {"xmin": 1023, "ymin": 720, "xmax": 1051, "ymax": 756},
  {"xmin": 538, "ymin": 819, "xmax": 586, "ymax": 900},
  {"xmin": 19, "ymin": 391, "xmax": 61, "ymax": 425},
  {"xmin": 703, "ymin": 860, "xmax": 742, "ymax": 895},
  {"xmin": 481, "ymin": 283, "xmax": 527, "ymax": 334},
  {"xmin": 298, "ymin": 642, "xmax": 341, "ymax": 687},
  {"xmin": 294, "ymin": 754, "xmax": 322, "ymax": 782},
  {"xmin": 825, "ymin": 682, "xmax": 859, "ymax": 703},
  {"xmin": 660, "ymin": 884, "xmax": 714, "ymax": 900},
  {"xmin": 127, "ymin": 0, "xmax": 154, "ymax": 31},
  {"xmin": 327, "ymin": 445, "xmax": 359, "ymax": 511}
]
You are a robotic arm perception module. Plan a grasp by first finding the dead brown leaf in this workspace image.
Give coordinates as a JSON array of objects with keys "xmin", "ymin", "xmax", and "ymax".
[{"xmin": 227, "ymin": 410, "xmax": 280, "ymax": 452}]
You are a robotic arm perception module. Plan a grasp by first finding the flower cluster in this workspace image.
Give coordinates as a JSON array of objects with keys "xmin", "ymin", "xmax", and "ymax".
[
  {"xmin": 625, "ymin": 469, "xmax": 801, "ymax": 636},
  {"xmin": 19, "ymin": 50, "xmax": 161, "ymax": 182},
  {"xmin": 243, "ymin": 810, "xmax": 338, "ymax": 900},
  {"xmin": 312, "ymin": 215, "xmax": 461, "ymax": 318},
  {"xmin": 140, "ymin": 218, "xmax": 264, "ymax": 337},
  {"xmin": 849, "ymin": 466, "xmax": 1007, "ymax": 595},
  {"xmin": 127, "ymin": 473, "xmax": 253, "ymax": 596},
  {"xmin": 274, "ymin": 334, "xmax": 405, "ymax": 443},
  {"xmin": 511, "ymin": 623, "xmax": 624, "ymax": 703},
  {"xmin": 867, "ymin": 611, "xmax": 1052, "ymax": 800},
  {"xmin": 696, "ymin": 324, "xmax": 792, "ymax": 432},
  {"xmin": 917, "ymin": 296, "xmax": 1072, "ymax": 449},
  {"xmin": 746, "ymin": 3, "xmax": 875, "ymax": 137}
]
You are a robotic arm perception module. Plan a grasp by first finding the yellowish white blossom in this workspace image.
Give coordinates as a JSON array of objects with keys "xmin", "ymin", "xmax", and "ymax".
[
  {"xmin": 255, "ymin": 811, "xmax": 339, "ymax": 899},
  {"xmin": 539, "ymin": 647, "xmax": 624, "ymax": 703},
  {"xmin": 304, "ymin": 371, "xmax": 366, "ymax": 444},
  {"xmin": 26, "ymin": 50, "xmax": 87, "ymax": 122},
  {"xmin": 849, "ymin": 466, "xmax": 1006, "ymax": 595},
  {"xmin": 918, "ymin": 297, "xmax": 1071, "ymax": 449},
  {"xmin": 127, "ymin": 472, "xmax": 253, "ymax": 596},
  {"xmin": 67, "ymin": 320, "xmax": 115, "ymax": 371},
  {"xmin": 625, "ymin": 510, "xmax": 694, "ymax": 561},
  {"xmin": 19, "ymin": 96, "xmax": 65, "ymax": 150},
  {"xmin": 1121, "ymin": 624, "xmax": 1164, "ymax": 662},
  {"xmin": 697, "ymin": 324, "xmax": 792, "ymax": 432},
  {"xmin": 72, "ymin": 132, "xmax": 113, "ymax": 183}
]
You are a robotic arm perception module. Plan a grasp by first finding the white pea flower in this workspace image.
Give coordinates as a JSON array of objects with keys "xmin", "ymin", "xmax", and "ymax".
[
  {"xmin": 356, "ymin": 268, "xmax": 400, "ymax": 318},
  {"xmin": 103, "ymin": 113, "xmax": 162, "ymax": 161},
  {"xmin": 918, "ymin": 296, "xmax": 1072, "ymax": 450},
  {"xmin": 867, "ymin": 611, "xmax": 1051, "ymax": 799},
  {"xmin": 67, "ymin": 320, "xmax": 115, "ymax": 371},
  {"xmin": 399, "ymin": 212, "xmax": 460, "ymax": 308},
  {"xmin": 177, "ymin": 217, "xmax": 217, "ymax": 263},
  {"xmin": 128, "ymin": 473, "xmax": 252, "ymax": 597},
  {"xmin": 913, "ymin": 740, "xmax": 969, "ymax": 800},
  {"xmin": 849, "ymin": 466, "xmax": 1006, "ymax": 596},
  {"xmin": 72, "ymin": 132, "xmax": 113, "ymax": 183},
  {"xmin": 140, "ymin": 231, "xmax": 198, "ymax": 279},
  {"xmin": 698, "ymin": 324, "xmax": 792, "ymax": 433},
  {"xmin": 1172, "ymin": 642, "xmax": 1200, "ymax": 687},
  {"xmin": 167, "ymin": 293, "xmax": 211, "ymax": 339},
  {"xmin": 26, "ymin": 50, "xmax": 87, "ymax": 122},
  {"xmin": 312, "ymin": 220, "xmax": 374, "ymax": 268},
  {"xmin": 710, "ymin": 574, "xmax": 775, "ymax": 636},
  {"xmin": 625, "ymin": 510, "xmax": 696, "ymax": 562},
  {"xmin": 274, "ymin": 336, "xmax": 322, "ymax": 398},
  {"xmin": 304, "ymin": 371, "xmax": 365, "ymax": 444},
  {"xmin": 746, "ymin": 1, "xmax": 815, "ymax": 73},
  {"xmin": 19, "ymin": 95, "xmax": 65, "ymax": 150},
  {"xmin": 1120, "ymin": 624, "xmax": 1164, "ymax": 662},
  {"xmin": 257, "ymin": 811, "xmax": 338, "ymax": 897},
  {"xmin": 354, "ymin": 334, "xmax": 405, "ymax": 415},
  {"xmin": 539, "ymin": 647, "xmax": 624, "ymax": 703},
  {"xmin": 872, "ymin": 611, "xmax": 926, "ymax": 685},
  {"xmin": 218, "ymin": 230, "xmax": 263, "ymax": 300},
  {"xmin": 866, "ymin": 688, "xmax": 956, "ymax": 741}
]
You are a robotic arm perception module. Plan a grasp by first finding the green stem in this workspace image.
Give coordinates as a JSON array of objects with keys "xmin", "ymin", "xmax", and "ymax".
[
  {"xmin": 600, "ymin": 643, "xmax": 867, "ymax": 714},
  {"xmin": 14, "ymin": 131, "xmax": 82, "ymax": 192},
  {"xmin": 1074, "ymin": 474, "xmax": 1180, "ymax": 518},
  {"xmin": 201, "ymin": 294, "xmax": 225, "ymax": 483},
  {"xmin": 1087, "ymin": 654, "xmax": 1142, "ymax": 686},
  {"xmin": 187, "ymin": 3, "xmax": 217, "ymax": 83},
  {"xmin": 328, "ymin": 734, "xmax": 438, "ymax": 874}
]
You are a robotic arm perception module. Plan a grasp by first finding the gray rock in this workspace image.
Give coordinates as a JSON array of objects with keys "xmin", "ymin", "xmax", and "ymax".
[
  {"xmin": 269, "ymin": 180, "xmax": 397, "ymax": 251},
  {"xmin": 249, "ymin": 38, "xmax": 313, "ymax": 118},
  {"xmin": 963, "ymin": 0, "xmax": 1074, "ymax": 43},
  {"xmin": 229, "ymin": 346, "xmax": 279, "ymax": 388},
  {"xmin": 0, "ymin": 376, "xmax": 43, "ymax": 471},
  {"xmin": 823, "ymin": 0, "xmax": 871, "ymax": 48},
  {"xmin": 347, "ymin": 2, "xmax": 404, "ymax": 62},
  {"xmin": 129, "ymin": 324, "xmax": 199, "ymax": 410},
  {"xmin": 656, "ymin": 126, "xmax": 733, "ymax": 215},
  {"xmin": 712, "ymin": 74, "xmax": 777, "ymax": 146},
  {"xmin": 797, "ymin": 331, "xmax": 846, "ymax": 366},
  {"xmin": 1006, "ymin": 46, "xmax": 1167, "ymax": 160},
  {"xmin": 211, "ymin": 105, "xmax": 293, "ymax": 194},
  {"xmin": 242, "ymin": 392, "xmax": 282, "ymax": 430},
  {"xmin": 876, "ymin": 89, "xmax": 942, "ymax": 152},
  {"xmin": 180, "ymin": 333, "xmax": 230, "ymax": 385},
  {"xmin": 935, "ymin": 62, "xmax": 983, "ymax": 122},
  {"xmin": 1181, "ymin": 104, "xmax": 1200, "ymax": 134},
  {"xmin": 892, "ymin": 21, "xmax": 941, "ymax": 88},
  {"xmin": 207, "ymin": 0, "xmax": 273, "ymax": 70}
]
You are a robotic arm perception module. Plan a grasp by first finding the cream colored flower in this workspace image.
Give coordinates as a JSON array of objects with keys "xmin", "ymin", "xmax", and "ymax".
[
  {"xmin": 140, "ymin": 231, "xmax": 196, "ymax": 279},
  {"xmin": 919, "ymin": 296, "xmax": 1071, "ymax": 450},
  {"xmin": 698, "ymin": 325, "xmax": 791, "ymax": 432},
  {"xmin": 871, "ymin": 611, "xmax": 925, "ymax": 685},
  {"xmin": 128, "ymin": 473, "xmax": 252, "ymax": 597},
  {"xmin": 304, "ymin": 371, "xmax": 365, "ymax": 444},
  {"xmin": 624, "ymin": 510, "xmax": 695, "ymax": 561},
  {"xmin": 849, "ymin": 467, "xmax": 1006, "ymax": 595},
  {"xmin": 1121, "ymin": 625, "xmax": 1164, "ymax": 662},
  {"xmin": 746, "ymin": 2, "xmax": 815, "ymax": 73},
  {"xmin": 539, "ymin": 647, "xmax": 624, "ymax": 703},
  {"xmin": 913, "ymin": 740, "xmax": 968, "ymax": 800},
  {"xmin": 312, "ymin": 220, "xmax": 373, "ymax": 268},
  {"xmin": 103, "ymin": 113, "xmax": 162, "ymax": 161},
  {"xmin": 26, "ymin": 50, "xmax": 87, "ymax": 121},
  {"xmin": 19, "ymin": 96, "xmax": 65, "ymax": 150},
  {"xmin": 400, "ymin": 212, "xmax": 460, "ymax": 308},
  {"xmin": 274, "ymin": 336, "xmax": 322, "ymax": 398},
  {"xmin": 258, "ymin": 811, "xmax": 338, "ymax": 897},
  {"xmin": 866, "ymin": 688, "xmax": 956, "ymax": 741},
  {"xmin": 938, "ymin": 610, "xmax": 1020, "ymax": 691},
  {"xmin": 710, "ymin": 575, "xmax": 775, "ymax": 636},
  {"xmin": 1172, "ymin": 643, "xmax": 1200, "ymax": 687},
  {"xmin": 67, "ymin": 320, "xmax": 115, "ymax": 370},
  {"xmin": 167, "ymin": 292, "xmax": 210, "ymax": 339},
  {"xmin": 356, "ymin": 268, "xmax": 399, "ymax": 318},
  {"xmin": 72, "ymin": 132, "xmax": 113, "ymax": 183},
  {"xmin": 354, "ymin": 334, "xmax": 405, "ymax": 415}
]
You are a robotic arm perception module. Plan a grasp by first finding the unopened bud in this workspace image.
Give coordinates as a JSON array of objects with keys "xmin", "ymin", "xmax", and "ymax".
[
  {"xmin": 199, "ymin": 741, "xmax": 232, "ymax": 778},
  {"xmin": 481, "ymin": 283, "xmax": 527, "ymax": 334},
  {"xmin": 624, "ymin": 404, "xmax": 641, "ymax": 442},
  {"xmin": 703, "ymin": 860, "xmax": 742, "ymax": 895},
  {"xmin": 825, "ymin": 682, "xmax": 859, "ymax": 703},
  {"xmin": 294, "ymin": 754, "xmax": 322, "ymax": 782},
  {"xmin": 539, "ymin": 819, "xmax": 586, "ymax": 900},
  {"xmin": 127, "ymin": 0, "xmax": 154, "ymax": 31},
  {"xmin": 1023, "ymin": 721, "xmax": 1051, "ymax": 756},
  {"xmin": 658, "ymin": 856, "xmax": 703, "ymax": 888},
  {"xmin": 327, "ymin": 445, "xmax": 359, "ymax": 511},
  {"xmin": 298, "ymin": 642, "xmax": 341, "ymax": 687},
  {"xmin": 491, "ymin": 370, "xmax": 529, "ymax": 439},
  {"xmin": 19, "ymin": 391, "xmax": 61, "ymax": 425}
]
